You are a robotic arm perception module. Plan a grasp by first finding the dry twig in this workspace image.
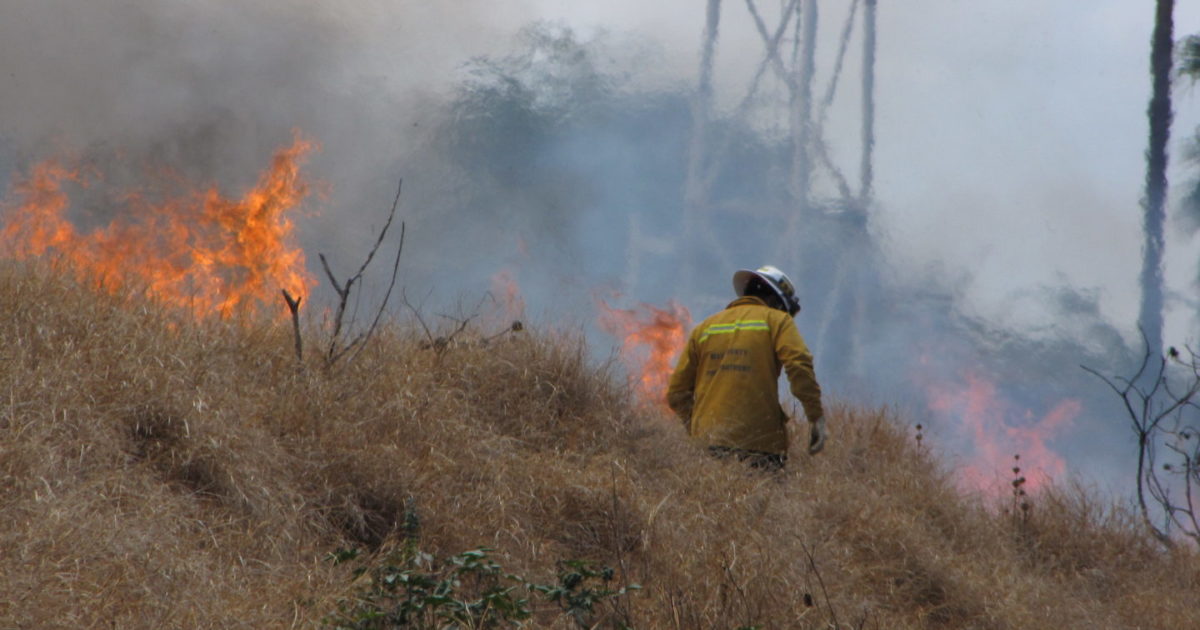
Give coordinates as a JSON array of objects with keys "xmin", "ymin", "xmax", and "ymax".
[
  {"xmin": 1082, "ymin": 328, "xmax": 1200, "ymax": 547},
  {"xmin": 281, "ymin": 289, "xmax": 303, "ymax": 361},
  {"xmin": 319, "ymin": 178, "xmax": 406, "ymax": 366}
]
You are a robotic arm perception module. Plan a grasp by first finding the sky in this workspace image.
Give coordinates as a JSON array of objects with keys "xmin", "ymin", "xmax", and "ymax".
[
  {"xmin": 2, "ymin": 0, "xmax": 1198, "ymax": 337},
  {"xmin": 511, "ymin": 0, "xmax": 1200, "ymax": 343},
  {"xmin": 3, "ymin": 0, "xmax": 1200, "ymax": 493}
]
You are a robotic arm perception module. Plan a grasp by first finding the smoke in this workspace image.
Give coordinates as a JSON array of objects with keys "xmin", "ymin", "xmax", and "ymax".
[
  {"xmin": 0, "ymin": 0, "xmax": 533, "ymax": 265},
  {"xmin": 0, "ymin": 1, "xmax": 1165, "ymax": 493},
  {"xmin": 405, "ymin": 19, "xmax": 1146, "ymax": 493},
  {"xmin": 0, "ymin": 1, "xmax": 364, "ymax": 267},
  {"xmin": 1, "ymin": 3, "xmax": 342, "ymax": 159}
]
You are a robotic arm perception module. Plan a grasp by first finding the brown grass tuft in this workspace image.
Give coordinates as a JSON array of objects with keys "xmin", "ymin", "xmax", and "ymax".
[{"xmin": 2, "ymin": 261, "xmax": 1198, "ymax": 629}]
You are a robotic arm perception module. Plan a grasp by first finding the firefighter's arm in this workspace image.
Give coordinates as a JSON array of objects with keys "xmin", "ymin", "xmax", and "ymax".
[
  {"xmin": 774, "ymin": 319, "xmax": 825, "ymax": 423},
  {"xmin": 775, "ymin": 322, "xmax": 827, "ymax": 454},
  {"xmin": 666, "ymin": 335, "xmax": 698, "ymax": 427}
]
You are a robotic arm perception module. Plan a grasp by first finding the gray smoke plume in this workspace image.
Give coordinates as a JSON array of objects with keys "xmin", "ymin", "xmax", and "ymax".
[
  {"xmin": 0, "ymin": 1, "xmax": 1150, "ymax": 494},
  {"xmin": 0, "ymin": 0, "xmax": 525, "ymax": 264}
]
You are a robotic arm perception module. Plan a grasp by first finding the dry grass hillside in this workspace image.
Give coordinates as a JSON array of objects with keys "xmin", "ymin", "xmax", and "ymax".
[{"xmin": 2, "ymin": 261, "xmax": 1198, "ymax": 629}]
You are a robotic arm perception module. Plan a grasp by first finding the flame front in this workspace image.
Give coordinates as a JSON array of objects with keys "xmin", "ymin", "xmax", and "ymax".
[
  {"xmin": 490, "ymin": 269, "xmax": 526, "ymax": 322},
  {"xmin": 598, "ymin": 299, "xmax": 691, "ymax": 412},
  {"xmin": 925, "ymin": 369, "xmax": 1080, "ymax": 496},
  {"xmin": 0, "ymin": 134, "xmax": 316, "ymax": 318}
]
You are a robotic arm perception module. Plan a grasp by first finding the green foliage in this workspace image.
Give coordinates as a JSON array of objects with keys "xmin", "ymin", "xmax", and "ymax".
[
  {"xmin": 529, "ymin": 560, "xmax": 639, "ymax": 630},
  {"xmin": 324, "ymin": 547, "xmax": 639, "ymax": 630}
]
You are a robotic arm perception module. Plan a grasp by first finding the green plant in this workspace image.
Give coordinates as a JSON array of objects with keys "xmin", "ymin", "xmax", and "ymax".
[
  {"xmin": 530, "ymin": 560, "xmax": 640, "ymax": 629},
  {"xmin": 324, "ymin": 547, "xmax": 530, "ymax": 629},
  {"xmin": 324, "ymin": 547, "xmax": 639, "ymax": 630}
]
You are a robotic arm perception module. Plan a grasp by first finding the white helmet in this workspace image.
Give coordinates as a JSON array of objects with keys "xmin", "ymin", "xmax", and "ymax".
[{"xmin": 733, "ymin": 265, "xmax": 801, "ymax": 316}]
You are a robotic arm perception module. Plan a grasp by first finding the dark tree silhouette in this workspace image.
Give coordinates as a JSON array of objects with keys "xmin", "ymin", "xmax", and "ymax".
[
  {"xmin": 1139, "ymin": 0, "xmax": 1174, "ymax": 362},
  {"xmin": 860, "ymin": 0, "xmax": 877, "ymax": 203},
  {"xmin": 1177, "ymin": 34, "xmax": 1200, "ymax": 297},
  {"xmin": 1085, "ymin": 339, "xmax": 1200, "ymax": 548}
]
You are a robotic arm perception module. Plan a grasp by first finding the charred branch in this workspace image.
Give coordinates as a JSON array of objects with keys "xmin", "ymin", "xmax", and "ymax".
[
  {"xmin": 281, "ymin": 289, "xmax": 303, "ymax": 362},
  {"xmin": 346, "ymin": 221, "xmax": 405, "ymax": 365},
  {"xmin": 798, "ymin": 537, "xmax": 843, "ymax": 630},
  {"xmin": 401, "ymin": 287, "xmax": 436, "ymax": 347},
  {"xmin": 319, "ymin": 178, "xmax": 406, "ymax": 367},
  {"xmin": 403, "ymin": 291, "xmax": 485, "ymax": 356},
  {"xmin": 1083, "ymin": 328, "xmax": 1200, "ymax": 547}
]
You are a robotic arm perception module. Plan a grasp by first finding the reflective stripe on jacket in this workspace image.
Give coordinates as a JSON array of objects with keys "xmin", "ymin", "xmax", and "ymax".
[{"xmin": 666, "ymin": 296, "xmax": 824, "ymax": 455}]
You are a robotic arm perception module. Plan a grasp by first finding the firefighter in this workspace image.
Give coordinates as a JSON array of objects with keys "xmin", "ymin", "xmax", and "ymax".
[{"xmin": 666, "ymin": 265, "xmax": 826, "ymax": 470}]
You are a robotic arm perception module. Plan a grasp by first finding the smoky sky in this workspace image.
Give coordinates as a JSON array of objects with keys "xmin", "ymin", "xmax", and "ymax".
[
  {"xmin": 1, "ymin": 3, "xmax": 342, "ymax": 158},
  {"xmin": 6, "ymin": 1, "xmax": 1197, "ymax": 328},
  {"xmin": 4, "ymin": 2, "xmax": 425, "ymax": 288},
  {"xmin": 4, "ymin": 0, "xmax": 1200, "ymax": 494}
]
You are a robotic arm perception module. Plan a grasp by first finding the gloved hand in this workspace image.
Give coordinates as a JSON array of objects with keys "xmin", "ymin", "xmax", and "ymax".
[{"xmin": 808, "ymin": 416, "xmax": 827, "ymax": 455}]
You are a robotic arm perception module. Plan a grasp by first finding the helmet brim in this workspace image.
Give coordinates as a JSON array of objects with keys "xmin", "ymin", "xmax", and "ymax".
[
  {"xmin": 733, "ymin": 268, "xmax": 801, "ymax": 316},
  {"xmin": 732, "ymin": 269, "xmax": 760, "ymax": 297},
  {"xmin": 733, "ymin": 268, "xmax": 795, "ymax": 312}
]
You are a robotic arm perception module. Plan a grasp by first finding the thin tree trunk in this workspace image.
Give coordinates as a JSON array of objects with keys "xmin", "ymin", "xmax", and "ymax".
[
  {"xmin": 1140, "ymin": 0, "xmax": 1173, "ymax": 358},
  {"xmin": 790, "ymin": 0, "xmax": 818, "ymax": 207},
  {"xmin": 683, "ymin": 0, "xmax": 722, "ymax": 293},
  {"xmin": 859, "ymin": 0, "xmax": 877, "ymax": 203}
]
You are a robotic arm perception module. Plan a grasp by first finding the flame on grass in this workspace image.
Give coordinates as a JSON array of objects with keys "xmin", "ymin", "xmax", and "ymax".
[
  {"xmin": 0, "ymin": 133, "xmax": 317, "ymax": 318},
  {"xmin": 598, "ymin": 299, "xmax": 691, "ymax": 413},
  {"xmin": 925, "ymin": 369, "xmax": 1081, "ymax": 496},
  {"xmin": 490, "ymin": 269, "xmax": 526, "ymax": 322}
]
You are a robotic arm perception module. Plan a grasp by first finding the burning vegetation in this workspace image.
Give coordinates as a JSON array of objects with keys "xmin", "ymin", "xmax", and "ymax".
[
  {"xmin": 3, "ymin": 0, "xmax": 1199, "ymax": 625},
  {"xmin": 923, "ymin": 369, "xmax": 1082, "ymax": 496},
  {"xmin": 0, "ymin": 131, "xmax": 1190, "ymax": 627},
  {"xmin": 0, "ymin": 133, "xmax": 316, "ymax": 318},
  {"xmin": 0, "ymin": 150, "xmax": 1195, "ymax": 624},
  {"xmin": 597, "ymin": 298, "xmax": 691, "ymax": 414},
  {"xmin": 1, "ymin": 262, "xmax": 1198, "ymax": 629}
]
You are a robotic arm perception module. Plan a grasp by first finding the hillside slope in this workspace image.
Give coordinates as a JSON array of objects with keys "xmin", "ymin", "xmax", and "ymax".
[{"xmin": 1, "ymin": 263, "xmax": 1197, "ymax": 629}]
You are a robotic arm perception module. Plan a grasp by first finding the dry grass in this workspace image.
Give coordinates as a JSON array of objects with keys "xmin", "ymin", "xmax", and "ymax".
[{"xmin": 1, "ymin": 261, "xmax": 1197, "ymax": 629}]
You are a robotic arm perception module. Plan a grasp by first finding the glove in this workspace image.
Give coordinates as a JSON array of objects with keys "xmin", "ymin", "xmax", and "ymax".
[{"xmin": 808, "ymin": 416, "xmax": 827, "ymax": 455}]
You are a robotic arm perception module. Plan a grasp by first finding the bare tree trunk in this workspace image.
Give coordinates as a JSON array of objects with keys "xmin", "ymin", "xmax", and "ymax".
[
  {"xmin": 690, "ymin": 0, "xmax": 722, "ymax": 187},
  {"xmin": 1140, "ymin": 0, "xmax": 1173, "ymax": 360},
  {"xmin": 790, "ymin": 0, "xmax": 818, "ymax": 207},
  {"xmin": 859, "ymin": 0, "xmax": 877, "ymax": 203},
  {"xmin": 683, "ymin": 0, "xmax": 722, "ymax": 293}
]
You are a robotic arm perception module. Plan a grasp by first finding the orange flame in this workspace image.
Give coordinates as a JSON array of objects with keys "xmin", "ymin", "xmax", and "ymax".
[
  {"xmin": 490, "ymin": 269, "xmax": 526, "ymax": 322},
  {"xmin": 598, "ymin": 299, "xmax": 691, "ymax": 412},
  {"xmin": 0, "ymin": 133, "xmax": 317, "ymax": 318},
  {"xmin": 925, "ymin": 369, "xmax": 1080, "ymax": 496}
]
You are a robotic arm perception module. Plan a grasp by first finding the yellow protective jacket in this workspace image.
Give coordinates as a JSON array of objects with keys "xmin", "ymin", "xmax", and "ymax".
[{"xmin": 666, "ymin": 296, "xmax": 824, "ymax": 455}]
